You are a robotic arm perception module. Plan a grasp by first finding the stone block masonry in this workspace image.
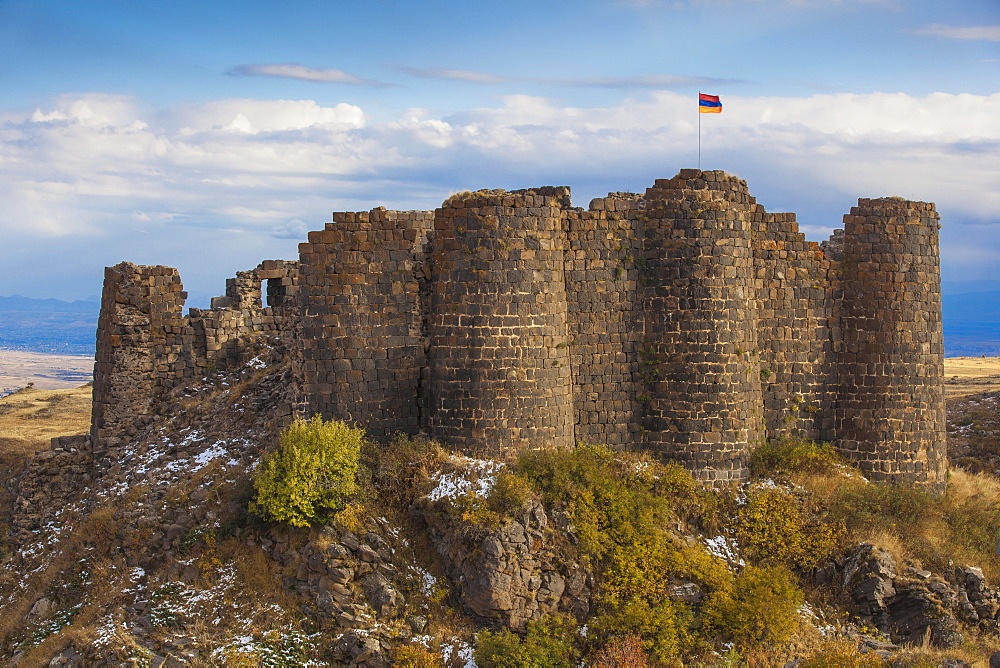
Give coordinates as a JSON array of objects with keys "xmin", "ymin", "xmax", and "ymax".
[
  {"xmin": 837, "ymin": 198, "xmax": 945, "ymax": 491},
  {"xmin": 298, "ymin": 208, "xmax": 433, "ymax": 443},
  {"xmin": 91, "ymin": 170, "xmax": 946, "ymax": 491},
  {"xmin": 428, "ymin": 188, "xmax": 576, "ymax": 457}
]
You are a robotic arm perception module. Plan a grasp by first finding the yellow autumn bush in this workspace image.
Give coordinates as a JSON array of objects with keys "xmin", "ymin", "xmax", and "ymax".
[{"xmin": 250, "ymin": 417, "xmax": 365, "ymax": 527}]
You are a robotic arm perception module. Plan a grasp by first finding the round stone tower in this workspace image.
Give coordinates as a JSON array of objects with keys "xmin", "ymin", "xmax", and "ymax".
[
  {"xmin": 836, "ymin": 197, "xmax": 946, "ymax": 493},
  {"xmin": 638, "ymin": 170, "xmax": 764, "ymax": 484},
  {"xmin": 427, "ymin": 188, "xmax": 575, "ymax": 458}
]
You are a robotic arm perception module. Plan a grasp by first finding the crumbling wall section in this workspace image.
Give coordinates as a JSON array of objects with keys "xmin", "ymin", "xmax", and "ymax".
[
  {"xmin": 92, "ymin": 260, "xmax": 301, "ymax": 451},
  {"xmin": 92, "ymin": 263, "xmax": 187, "ymax": 450},
  {"xmin": 190, "ymin": 259, "xmax": 300, "ymax": 370}
]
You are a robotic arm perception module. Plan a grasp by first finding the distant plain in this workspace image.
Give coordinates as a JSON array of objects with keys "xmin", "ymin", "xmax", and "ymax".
[{"xmin": 0, "ymin": 350, "xmax": 92, "ymax": 397}]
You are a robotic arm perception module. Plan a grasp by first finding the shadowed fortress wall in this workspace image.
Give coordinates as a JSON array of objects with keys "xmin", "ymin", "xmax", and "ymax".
[
  {"xmin": 297, "ymin": 208, "xmax": 434, "ymax": 443},
  {"xmin": 638, "ymin": 173, "xmax": 763, "ymax": 484},
  {"xmin": 91, "ymin": 170, "xmax": 947, "ymax": 491}
]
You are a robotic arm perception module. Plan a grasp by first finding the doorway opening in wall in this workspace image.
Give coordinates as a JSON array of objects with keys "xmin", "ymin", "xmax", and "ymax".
[{"xmin": 263, "ymin": 278, "xmax": 286, "ymax": 307}]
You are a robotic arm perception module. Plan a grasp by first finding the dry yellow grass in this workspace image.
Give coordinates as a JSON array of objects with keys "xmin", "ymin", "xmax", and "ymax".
[
  {"xmin": 0, "ymin": 383, "xmax": 92, "ymax": 557},
  {"xmin": 859, "ymin": 528, "xmax": 909, "ymax": 564},
  {"xmin": 944, "ymin": 356, "xmax": 1000, "ymax": 398},
  {"xmin": 947, "ymin": 465, "xmax": 1000, "ymax": 501},
  {"xmin": 0, "ymin": 383, "xmax": 92, "ymax": 459}
]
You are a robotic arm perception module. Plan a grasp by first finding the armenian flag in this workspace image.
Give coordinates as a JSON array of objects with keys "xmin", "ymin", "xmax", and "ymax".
[{"xmin": 699, "ymin": 93, "xmax": 722, "ymax": 113}]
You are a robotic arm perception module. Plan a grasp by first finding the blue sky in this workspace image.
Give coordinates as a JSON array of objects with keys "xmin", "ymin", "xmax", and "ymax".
[{"xmin": 0, "ymin": 0, "xmax": 997, "ymax": 303}]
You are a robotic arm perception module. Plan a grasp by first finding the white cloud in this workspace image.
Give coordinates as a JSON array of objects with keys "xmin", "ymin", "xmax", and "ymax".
[
  {"xmin": 1, "ymin": 90, "xmax": 998, "ymax": 296},
  {"xmin": 913, "ymin": 24, "xmax": 1000, "ymax": 42},
  {"xmin": 271, "ymin": 219, "xmax": 309, "ymax": 239},
  {"xmin": 172, "ymin": 98, "xmax": 365, "ymax": 135},
  {"xmin": 28, "ymin": 93, "xmax": 140, "ymax": 127},
  {"xmin": 228, "ymin": 63, "xmax": 387, "ymax": 85}
]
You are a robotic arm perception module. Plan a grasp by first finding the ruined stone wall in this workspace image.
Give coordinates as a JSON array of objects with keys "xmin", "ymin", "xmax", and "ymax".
[
  {"xmin": 298, "ymin": 208, "xmax": 433, "ymax": 442},
  {"xmin": 190, "ymin": 259, "xmax": 300, "ymax": 370},
  {"xmin": 753, "ymin": 211, "xmax": 840, "ymax": 443},
  {"xmin": 91, "ymin": 263, "xmax": 187, "ymax": 449},
  {"xmin": 91, "ymin": 170, "xmax": 947, "ymax": 490},
  {"xmin": 427, "ymin": 189, "xmax": 575, "ymax": 457},
  {"xmin": 836, "ymin": 198, "xmax": 946, "ymax": 492},
  {"xmin": 92, "ymin": 261, "xmax": 300, "ymax": 450}
]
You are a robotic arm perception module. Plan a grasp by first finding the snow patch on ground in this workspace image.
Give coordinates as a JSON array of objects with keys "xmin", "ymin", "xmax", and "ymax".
[
  {"xmin": 427, "ymin": 456, "xmax": 504, "ymax": 502},
  {"xmin": 442, "ymin": 638, "xmax": 477, "ymax": 667},
  {"xmin": 705, "ymin": 535, "xmax": 745, "ymax": 567},
  {"xmin": 799, "ymin": 602, "xmax": 836, "ymax": 637},
  {"xmin": 99, "ymin": 428, "xmax": 251, "ymax": 500}
]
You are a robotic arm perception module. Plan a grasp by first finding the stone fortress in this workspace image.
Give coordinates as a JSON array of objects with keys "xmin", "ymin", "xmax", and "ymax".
[{"xmin": 91, "ymin": 169, "xmax": 946, "ymax": 491}]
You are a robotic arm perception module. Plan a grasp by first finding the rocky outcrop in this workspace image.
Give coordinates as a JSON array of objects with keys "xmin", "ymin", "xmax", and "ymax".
[
  {"xmin": 268, "ymin": 521, "xmax": 422, "ymax": 667},
  {"xmin": 822, "ymin": 543, "xmax": 1000, "ymax": 648},
  {"xmin": 418, "ymin": 496, "xmax": 592, "ymax": 632}
]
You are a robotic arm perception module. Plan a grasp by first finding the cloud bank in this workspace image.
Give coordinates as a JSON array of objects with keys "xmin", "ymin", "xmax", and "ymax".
[{"xmin": 1, "ymin": 90, "xmax": 997, "ymax": 299}]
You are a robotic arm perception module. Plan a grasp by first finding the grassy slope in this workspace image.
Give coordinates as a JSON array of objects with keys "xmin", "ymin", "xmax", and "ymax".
[
  {"xmin": 2, "ymin": 363, "xmax": 1000, "ymax": 664},
  {"xmin": 0, "ymin": 384, "xmax": 92, "ymax": 459}
]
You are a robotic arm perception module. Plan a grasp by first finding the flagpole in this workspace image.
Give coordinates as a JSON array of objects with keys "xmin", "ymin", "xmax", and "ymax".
[{"xmin": 697, "ymin": 91, "xmax": 702, "ymax": 170}]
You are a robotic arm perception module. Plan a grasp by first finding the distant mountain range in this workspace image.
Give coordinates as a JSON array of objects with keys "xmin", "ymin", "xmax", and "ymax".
[
  {"xmin": 0, "ymin": 295, "xmax": 100, "ymax": 314},
  {"xmin": 0, "ymin": 295, "xmax": 100, "ymax": 355},
  {"xmin": 1, "ymin": 290, "xmax": 998, "ymax": 357}
]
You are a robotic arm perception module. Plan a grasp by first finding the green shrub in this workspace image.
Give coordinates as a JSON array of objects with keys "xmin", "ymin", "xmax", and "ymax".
[
  {"xmin": 488, "ymin": 470, "xmax": 534, "ymax": 515},
  {"xmin": 736, "ymin": 487, "xmax": 840, "ymax": 569},
  {"xmin": 514, "ymin": 444, "xmax": 695, "ymax": 560},
  {"xmin": 365, "ymin": 434, "xmax": 445, "ymax": 506},
  {"xmin": 393, "ymin": 644, "xmax": 442, "ymax": 667},
  {"xmin": 475, "ymin": 614, "xmax": 581, "ymax": 668},
  {"xmin": 512, "ymin": 445, "xmax": 725, "ymax": 662},
  {"xmin": 751, "ymin": 437, "xmax": 843, "ymax": 478},
  {"xmin": 590, "ymin": 597, "xmax": 688, "ymax": 662},
  {"xmin": 452, "ymin": 470, "xmax": 535, "ymax": 532},
  {"xmin": 250, "ymin": 417, "xmax": 365, "ymax": 527},
  {"xmin": 703, "ymin": 564, "xmax": 804, "ymax": 650}
]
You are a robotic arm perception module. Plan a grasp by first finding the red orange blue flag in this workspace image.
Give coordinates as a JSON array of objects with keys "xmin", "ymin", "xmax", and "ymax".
[{"xmin": 699, "ymin": 93, "xmax": 722, "ymax": 113}]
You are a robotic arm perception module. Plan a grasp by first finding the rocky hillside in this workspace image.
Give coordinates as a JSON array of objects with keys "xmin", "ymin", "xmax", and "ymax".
[{"xmin": 2, "ymin": 341, "xmax": 1000, "ymax": 666}]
